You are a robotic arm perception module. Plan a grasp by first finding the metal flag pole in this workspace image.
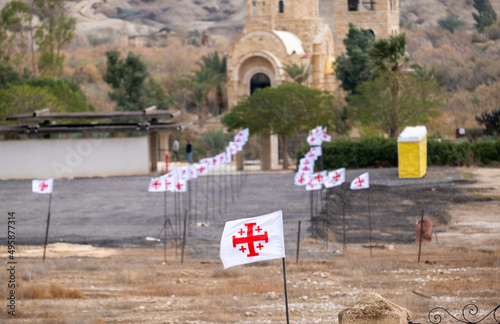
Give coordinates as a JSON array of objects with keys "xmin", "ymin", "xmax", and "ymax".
[
  {"xmin": 42, "ymin": 193, "xmax": 53, "ymax": 262},
  {"xmin": 368, "ymin": 187, "xmax": 372, "ymax": 258},
  {"xmin": 342, "ymin": 183, "xmax": 346, "ymax": 256},
  {"xmin": 325, "ymin": 188, "xmax": 329, "ymax": 250},
  {"xmin": 205, "ymin": 173, "xmax": 209, "ymax": 223},
  {"xmin": 224, "ymin": 160, "xmax": 228, "ymax": 210},
  {"xmin": 230, "ymin": 160, "xmax": 235, "ymax": 204},
  {"xmin": 163, "ymin": 191, "xmax": 167, "ymax": 263},
  {"xmin": 218, "ymin": 165, "xmax": 222, "ymax": 216},
  {"xmin": 282, "ymin": 258, "xmax": 290, "ymax": 324}
]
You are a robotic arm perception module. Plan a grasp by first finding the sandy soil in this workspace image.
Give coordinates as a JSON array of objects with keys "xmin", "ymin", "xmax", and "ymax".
[{"xmin": 0, "ymin": 168, "xmax": 499, "ymax": 323}]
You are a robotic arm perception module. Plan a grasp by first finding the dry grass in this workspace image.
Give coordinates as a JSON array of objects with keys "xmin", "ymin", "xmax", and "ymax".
[{"xmin": 2, "ymin": 243, "xmax": 498, "ymax": 323}]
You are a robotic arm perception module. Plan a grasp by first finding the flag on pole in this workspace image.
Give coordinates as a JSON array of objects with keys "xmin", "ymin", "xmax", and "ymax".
[
  {"xmin": 32, "ymin": 179, "xmax": 54, "ymax": 194},
  {"xmin": 200, "ymin": 157, "xmax": 214, "ymax": 168},
  {"xmin": 350, "ymin": 172, "xmax": 369, "ymax": 190},
  {"xmin": 148, "ymin": 177, "xmax": 167, "ymax": 192},
  {"xmin": 294, "ymin": 172, "xmax": 310, "ymax": 186},
  {"xmin": 306, "ymin": 134, "xmax": 321, "ymax": 146},
  {"xmin": 321, "ymin": 128, "xmax": 331, "ymax": 142},
  {"xmin": 174, "ymin": 179, "xmax": 188, "ymax": 192},
  {"xmin": 189, "ymin": 166, "xmax": 199, "ymax": 179},
  {"xmin": 220, "ymin": 210, "xmax": 285, "ymax": 269},
  {"xmin": 305, "ymin": 179, "xmax": 322, "ymax": 191},
  {"xmin": 324, "ymin": 168, "xmax": 345, "ymax": 188},
  {"xmin": 194, "ymin": 163, "xmax": 209, "ymax": 176}
]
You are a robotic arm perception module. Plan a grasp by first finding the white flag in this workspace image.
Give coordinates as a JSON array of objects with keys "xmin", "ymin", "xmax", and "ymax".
[
  {"xmin": 294, "ymin": 172, "xmax": 310, "ymax": 186},
  {"xmin": 189, "ymin": 166, "xmax": 198, "ymax": 180},
  {"xmin": 350, "ymin": 172, "xmax": 369, "ymax": 190},
  {"xmin": 321, "ymin": 128, "xmax": 331, "ymax": 142},
  {"xmin": 148, "ymin": 177, "xmax": 166, "ymax": 192},
  {"xmin": 200, "ymin": 157, "xmax": 214, "ymax": 168},
  {"xmin": 324, "ymin": 168, "xmax": 346, "ymax": 188},
  {"xmin": 311, "ymin": 171, "xmax": 327, "ymax": 185},
  {"xmin": 161, "ymin": 171, "xmax": 178, "ymax": 192},
  {"xmin": 194, "ymin": 163, "xmax": 209, "ymax": 176},
  {"xmin": 173, "ymin": 179, "xmax": 188, "ymax": 192},
  {"xmin": 179, "ymin": 166, "xmax": 191, "ymax": 181},
  {"xmin": 307, "ymin": 134, "xmax": 321, "ymax": 146},
  {"xmin": 305, "ymin": 179, "xmax": 322, "ymax": 191},
  {"xmin": 227, "ymin": 142, "xmax": 239, "ymax": 156},
  {"xmin": 32, "ymin": 179, "xmax": 54, "ymax": 194},
  {"xmin": 299, "ymin": 157, "xmax": 314, "ymax": 168},
  {"xmin": 298, "ymin": 164, "xmax": 313, "ymax": 174},
  {"xmin": 220, "ymin": 210, "xmax": 285, "ymax": 269}
]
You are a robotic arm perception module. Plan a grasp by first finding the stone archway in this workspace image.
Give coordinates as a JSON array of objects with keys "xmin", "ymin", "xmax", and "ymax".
[{"xmin": 250, "ymin": 73, "xmax": 271, "ymax": 95}]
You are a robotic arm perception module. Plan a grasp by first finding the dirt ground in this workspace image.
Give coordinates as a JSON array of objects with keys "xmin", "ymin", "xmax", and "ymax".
[{"xmin": 1, "ymin": 167, "xmax": 499, "ymax": 323}]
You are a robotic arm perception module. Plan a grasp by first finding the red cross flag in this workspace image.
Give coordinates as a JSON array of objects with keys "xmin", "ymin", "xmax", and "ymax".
[
  {"xmin": 294, "ymin": 172, "xmax": 310, "ymax": 186},
  {"xmin": 200, "ymin": 157, "xmax": 214, "ymax": 168},
  {"xmin": 174, "ymin": 179, "xmax": 188, "ymax": 192},
  {"xmin": 194, "ymin": 163, "xmax": 209, "ymax": 176},
  {"xmin": 306, "ymin": 179, "xmax": 322, "ymax": 191},
  {"xmin": 321, "ymin": 128, "xmax": 331, "ymax": 142},
  {"xmin": 189, "ymin": 166, "xmax": 198, "ymax": 179},
  {"xmin": 32, "ymin": 179, "xmax": 54, "ymax": 194},
  {"xmin": 220, "ymin": 210, "xmax": 285, "ymax": 269},
  {"xmin": 324, "ymin": 167, "xmax": 346, "ymax": 188},
  {"xmin": 350, "ymin": 172, "xmax": 369, "ymax": 190},
  {"xmin": 307, "ymin": 134, "xmax": 321, "ymax": 146},
  {"xmin": 148, "ymin": 177, "xmax": 167, "ymax": 192}
]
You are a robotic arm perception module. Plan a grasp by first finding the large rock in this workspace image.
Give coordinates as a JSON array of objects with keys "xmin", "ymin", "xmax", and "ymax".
[{"xmin": 339, "ymin": 293, "xmax": 412, "ymax": 324}]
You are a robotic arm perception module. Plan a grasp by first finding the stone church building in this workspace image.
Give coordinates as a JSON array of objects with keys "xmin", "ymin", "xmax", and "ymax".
[{"xmin": 227, "ymin": 0, "xmax": 400, "ymax": 170}]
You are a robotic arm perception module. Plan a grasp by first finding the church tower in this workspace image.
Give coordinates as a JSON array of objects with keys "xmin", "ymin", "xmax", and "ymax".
[
  {"xmin": 333, "ymin": 0, "xmax": 400, "ymax": 54},
  {"xmin": 227, "ymin": 0, "xmax": 335, "ymax": 170}
]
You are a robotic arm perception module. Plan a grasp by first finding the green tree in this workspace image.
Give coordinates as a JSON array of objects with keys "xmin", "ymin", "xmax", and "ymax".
[
  {"xmin": 179, "ymin": 68, "xmax": 220, "ymax": 127},
  {"xmin": 438, "ymin": 15, "xmax": 466, "ymax": 33},
  {"xmin": 335, "ymin": 23, "xmax": 374, "ymax": 94},
  {"xmin": 282, "ymin": 62, "xmax": 310, "ymax": 85},
  {"xmin": 223, "ymin": 82, "xmax": 336, "ymax": 169},
  {"xmin": 24, "ymin": 78, "xmax": 93, "ymax": 113},
  {"xmin": 349, "ymin": 70, "xmax": 445, "ymax": 138},
  {"xmin": 0, "ymin": 84, "xmax": 62, "ymax": 122},
  {"xmin": 104, "ymin": 50, "xmax": 168, "ymax": 111},
  {"xmin": 472, "ymin": 0, "xmax": 498, "ymax": 33},
  {"xmin": 370, "ymin": 33, "xmax": 409, "ymax": 74},
  {"xmin": 475, "ymin": 109, "xmax": 500, "ymax": 136},
  {"xmin": 196, "ymin": 51, "xmax": 227, "ymax": 114},
  {"xmin": 33, "ymin": 0, "xmax": 76, "ymax": 76}
]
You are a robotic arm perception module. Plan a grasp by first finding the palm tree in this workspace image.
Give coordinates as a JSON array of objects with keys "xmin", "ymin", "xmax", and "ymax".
[
  {"xmin": 281, "ymin": 62, "xmax": 310, "ymax": 85},
  {"xmin": 179, "ymin": 68, "xmax": 220, "ymax": 127},
  {"xmin": 196, "ymin": 51, "xmax": 227, "ymax": 114},
  {"xmin": 370, "ymin": 33, "xmax": 409, "ymax": 74}
]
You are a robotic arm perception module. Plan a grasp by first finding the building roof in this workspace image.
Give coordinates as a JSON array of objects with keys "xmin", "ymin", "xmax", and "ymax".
[
  {"xmin": 274, "ymin": 30, "xmax": 305, "ymax": 55},
  {"xmin": 1, "ymin": 107, "xmax": 187, "ymax": 136}
]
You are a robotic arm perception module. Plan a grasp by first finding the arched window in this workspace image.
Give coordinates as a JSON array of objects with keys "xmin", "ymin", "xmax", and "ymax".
[
  {"xmin": 279, "ymin": 0, "xmax": 284, "ymax": 13},
  {"xmin": 250, "ymin": 73, "xmax": 271, "ymax": 95},
  {"xmin": 252, "ymin": 1, "xmax": 256, "ymax": 16}
]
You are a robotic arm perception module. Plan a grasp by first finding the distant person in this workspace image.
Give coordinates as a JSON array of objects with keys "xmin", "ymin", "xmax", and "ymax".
[
  {"xmin": 172, "ymin": 138, "xmax": 179, "ymax": 163},
  {"xmin": 186, "ymin": 140, "xmax": 193, "ymax": 164}
]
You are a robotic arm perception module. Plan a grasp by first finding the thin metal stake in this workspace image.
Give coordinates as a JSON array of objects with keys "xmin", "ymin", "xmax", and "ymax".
[{"xmin": 42, "ymin": 193, "xmax": 53, "ymax": 262}]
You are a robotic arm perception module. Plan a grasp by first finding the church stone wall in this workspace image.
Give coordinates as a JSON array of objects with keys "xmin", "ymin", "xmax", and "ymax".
[{"xmin": 334, "ymin": 0, "xmax": 399, "ymax": 54}]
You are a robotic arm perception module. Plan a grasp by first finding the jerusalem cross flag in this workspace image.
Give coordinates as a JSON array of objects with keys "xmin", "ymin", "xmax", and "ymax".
[
  {"xmin": 220, "ymin": 210, "xmax": 285, "ymax": 269},
  {"xmin": 32, "ymin": 179, "xmax": 54, "ymax": 194},
  {"xmin": 148, "ymin": 177, "xmax": 166, "ymax": 192},
  {"xmin": 324, "ymin": 167, "xmax": 346, "ymax": 188},
  {"xmin": 350, "ymin": 172, "xmax": 369, "ymax": 190}
]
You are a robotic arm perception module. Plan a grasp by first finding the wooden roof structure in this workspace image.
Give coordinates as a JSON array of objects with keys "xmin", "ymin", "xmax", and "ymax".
[{"xmin": 1, "ymin": 107, "xmax": 188, "ymax": 136}]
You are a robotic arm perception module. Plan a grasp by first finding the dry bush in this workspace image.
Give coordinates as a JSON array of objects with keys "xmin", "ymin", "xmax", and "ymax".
[{"xmin": 19, "ymin": 282, "xmax": 85, "ymax": 299}]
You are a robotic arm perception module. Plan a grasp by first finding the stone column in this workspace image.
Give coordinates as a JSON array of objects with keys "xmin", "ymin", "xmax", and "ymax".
[
  {"xmin": 259, "ymin": 130, "xmax": 279, "ymax": 170},
  {"xmin": 149, "ymin": 132, "xmax": 158, "ymax": 172}
]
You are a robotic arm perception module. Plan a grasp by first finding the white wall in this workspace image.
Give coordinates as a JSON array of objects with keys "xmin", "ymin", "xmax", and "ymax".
[{"xmin": 0, "ymin": 137, "xmax": 150, "ymax": 180}]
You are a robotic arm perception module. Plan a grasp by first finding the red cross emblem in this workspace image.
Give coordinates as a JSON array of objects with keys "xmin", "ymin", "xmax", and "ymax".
[
  {"xmin": 165, "ymin": 179, "xmax": 172, "ymax": 187},
  {"xmin": 355, "ymin": 177, "xmax": 364, "ymax": 187},
  {"xmin": 232, "ymin": 222, "xmax": 269, "ymax": 257},
  {"xmin": 152, "ymin": 180, "xmax": 162, "ymax": 190},
  {"xmin": 314, "ymin": 174, "xmax": 324, "ymax": 182},
  {"xmin": 308, "ymin": 152, "xmax": 315, "ymax": 158},
  {"xmin": 39, "ymin": 181, "xmax": 49, "ymax": 191},
  {"xmin": 308, "ymin": 181, "xmax": 315, "ymax": 189},
  {"xmin": 302, "ymin": 166, "xmax": 310, "ymax": 172},
  {"xmin": 213, "ymin": 158, "xmax": 217, "ymax": 164},
  {"xmin": 176, "ymin": 182, "xmax": 184, "ymax": 190},
  {"xmin": 198, "ymin": 166, "xmax": 205, "ymax": 173},
  {"xmin": 298, "ymin": 176, "xmax": 305, "ymax": 184},
  {"xmin": 303, "ymin": 159, "xmax": 310, "ymax": 165},
  {"xmin": 331, "ymin": 172, "xmax": 341, "ymax": 182}
]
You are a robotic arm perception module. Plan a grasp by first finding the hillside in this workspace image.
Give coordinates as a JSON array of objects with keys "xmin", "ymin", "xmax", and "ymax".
[{"xmin": 2, "ymin": 0, "xmax": 494, "ymax": 42}]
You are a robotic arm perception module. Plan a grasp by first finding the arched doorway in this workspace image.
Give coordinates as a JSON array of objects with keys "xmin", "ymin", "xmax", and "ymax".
[{"xmin": 250, "ymin": 73, "xmax": 271, "ymax": 95}]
